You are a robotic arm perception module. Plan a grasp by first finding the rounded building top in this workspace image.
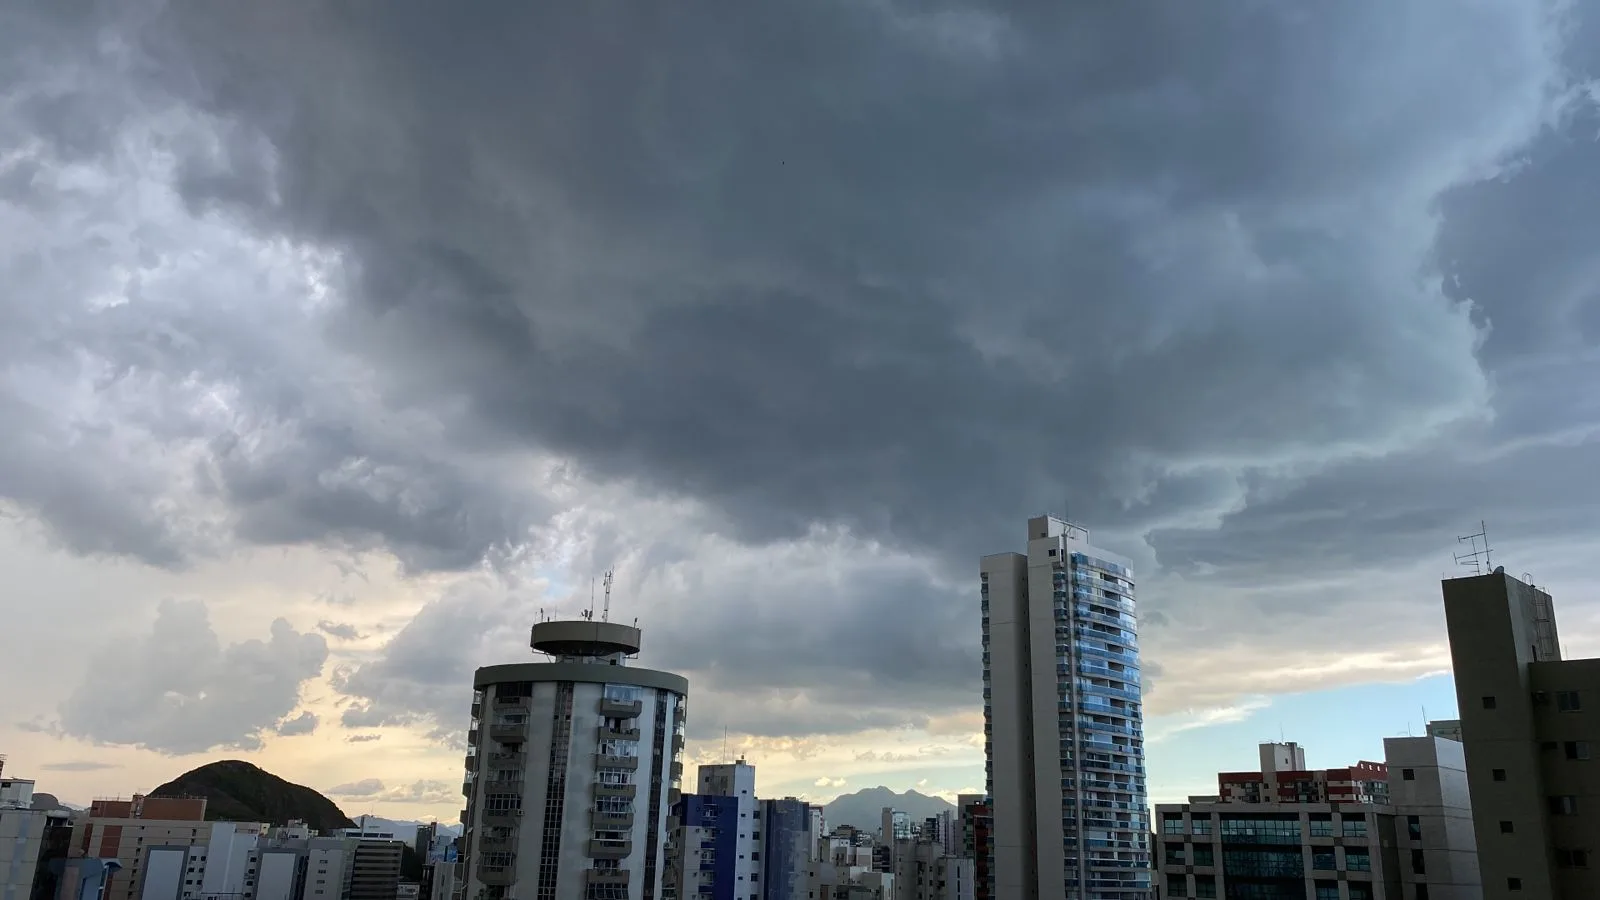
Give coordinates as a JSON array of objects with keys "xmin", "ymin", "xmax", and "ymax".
[{"xmin": 530, "ymin": 619, "xmax": 642, "ymax": 658}]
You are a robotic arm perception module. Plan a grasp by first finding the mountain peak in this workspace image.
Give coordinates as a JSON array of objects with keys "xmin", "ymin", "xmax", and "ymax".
[
  {"xmin": 149, "ymin": 760, "xmax": 355, "ymax": 834},
  {"xmin": 821, "ymin": 786, "xmax": 955, "ymax": 833}
]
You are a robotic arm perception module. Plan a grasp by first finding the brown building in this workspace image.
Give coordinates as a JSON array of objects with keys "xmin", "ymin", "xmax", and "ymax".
[
  {"xmin": 1216, "ymin": 741, "xmax": 1391, "ymax": 806},
  {"xmin": 73, "ymin": 796, "xmax": 209, "ymax": 900},
  {"xmin": 1444, "ymin": 567, "xmax": 1600, "ymax": 899}
]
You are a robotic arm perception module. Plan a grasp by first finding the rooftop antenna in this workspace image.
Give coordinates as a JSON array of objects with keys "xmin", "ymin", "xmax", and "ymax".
[
  {"xmin": 1454, "ymin": 521, "xmax": 1492, "ymax": 575},
  {"xmin": 602, "ymin": 570, "xmax": 614, "ymax": 623}
]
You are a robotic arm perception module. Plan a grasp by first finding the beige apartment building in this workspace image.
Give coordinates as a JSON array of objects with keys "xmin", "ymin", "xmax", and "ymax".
[
  {"xmin": 1443, "ymin": 568, "xmax": 1600, "ymax": 899},
  {"xmin": 73, "ymin": 796, "xmax": 216, "ymax": 900}
]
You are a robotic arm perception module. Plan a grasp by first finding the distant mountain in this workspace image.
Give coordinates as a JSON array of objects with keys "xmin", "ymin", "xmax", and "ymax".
[
  {"xmin": 822, "ymin": 786, "xmax": 956, "ymax": 834},
  {"xmin": 343, "ymin": 815, "xmax": 462, "ymax": 843},
  {"xmin": 149, "ymin": 760, "xmax": 355, "ymax": 835}
]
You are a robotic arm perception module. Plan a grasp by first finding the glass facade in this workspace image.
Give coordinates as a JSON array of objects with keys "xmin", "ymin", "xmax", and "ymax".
[
  {"xmin": 1060, "ymin": 551, "xmax": 1150, "ymax": 897},
  {"xmin": 983, "ymin": 521, "xmax": 1149, "ymax": 899}
]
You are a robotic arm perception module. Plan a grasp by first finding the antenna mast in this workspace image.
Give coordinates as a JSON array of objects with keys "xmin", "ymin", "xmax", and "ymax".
[
  {"xmin": 1454, "ymin": 521, "xmax": 1492, "ymax": 575},
  {"xmin": 602, "ymin": 570, "xmax": 614, "ymax": 623}
]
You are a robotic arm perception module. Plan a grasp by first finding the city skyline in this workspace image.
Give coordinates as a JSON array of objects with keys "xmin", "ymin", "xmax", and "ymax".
[{"xmin": 6, "ymin": 0, "xmax": 1600, "ymax": 860}]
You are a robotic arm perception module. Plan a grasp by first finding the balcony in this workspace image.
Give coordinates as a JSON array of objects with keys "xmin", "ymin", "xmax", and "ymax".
[
  {"xmin": 462, "ymin": 780, "xmax": 473, "ymax": 798},
  {"xmin": 478, "ymin": 834, "xmax": 514, "ymax": 851},
  {"xmin": 600, "ymin": 725, "xmax": 641, "ymax": 741},
  {"xmin": 483, "ymin": 809, "xmax": 523, "ymax": 827},
  {"xmin": 487, "ymin": 779, "xmax": 525, "ymax": 795},
  {"xmin": 597, "ymin": 754, "xmax": 639, "ymax": 771},
  {"xmin": 588, "ymin": 839, "xmax": 632, "ymax": 860},
  {"xmin": 672, "ymin": 733, "xmax": 685, "ymax": 754},
  {"xmin": 595, "ymin": 783, "xmax": 637, "ymax": 799},
  {"xmin": 671, "ymin": 761, "xmax": 684, "ymax": 781},
  {"xmin": 586, "ymin": 869, "xmax": 630, "ymax": 887},
  {"xmin": 487, "ymin": 751, "xmax": 526, "ymax": 770},
  {"xmin": 600, "ymin": 698, "xmax": 643, "ymax": 718},
  {"xmin": 592, "ymin": 810, "xmax": 635, "ymax": 829},
  {"xmin": 489, "ymin": 721, "xmax": 528, "ymax": 741},
  {"xmin": 494, "ymin": 695, "xmax": 530, "ymax": 708},
  {"xmin": 478, "ymin": 865, "xmax": 514, "ymax": 886}
]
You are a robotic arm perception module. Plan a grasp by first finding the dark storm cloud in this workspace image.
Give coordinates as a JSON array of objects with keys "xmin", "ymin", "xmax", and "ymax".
[
  {"xmin": 6, "ymin": 0, "xmax": 1600, "ymax": 743},
  {"xmin": 130, "ymin": 0, "xmax": 1572, "ymax": 560}
]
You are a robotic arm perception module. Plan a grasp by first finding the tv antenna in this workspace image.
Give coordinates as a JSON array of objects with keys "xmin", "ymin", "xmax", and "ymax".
[
  {"xmin": 602, "ymin": 570, "xmax": 614, "ymax": 623},
  {"xmin": 1454, "ymin": 521, "xmax": 1492, "ymax": 575}
]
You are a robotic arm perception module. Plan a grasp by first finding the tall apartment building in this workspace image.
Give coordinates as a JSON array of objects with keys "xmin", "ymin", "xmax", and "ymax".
[
  {"xmin": 460, "ymin": 619, "xmax": 688, "ymax": 900},
  {"xmin": 981, "ymin": 516, "xmax": 1150, "ymax": 899},
  {"xmin": 1442, "ymin": 568, "xmax": 1600, "ymax": 898},
  {"xmin": 1155, "ymin": 738, "xmax": 1480, "ymax": 899}
]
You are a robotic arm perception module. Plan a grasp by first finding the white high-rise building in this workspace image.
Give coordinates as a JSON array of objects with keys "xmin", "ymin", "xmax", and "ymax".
[
  {"xmin": 981, "ymin": 516, "xmax": 1150, "ymax": 900},
  {"xmin": 461, "ymin": 619, "xmax": 688, "ymax": 900}
]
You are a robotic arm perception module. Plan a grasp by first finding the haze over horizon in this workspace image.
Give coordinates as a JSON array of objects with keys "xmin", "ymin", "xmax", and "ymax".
[{"xmin": 5, "ymin": 0, "xmax": 1600, "ymax": 824}]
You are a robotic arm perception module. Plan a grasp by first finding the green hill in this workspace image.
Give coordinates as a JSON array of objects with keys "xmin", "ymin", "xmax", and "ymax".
[{"xmin": 149, "ymin": 760, "xmax": 356, "ymax": 834}]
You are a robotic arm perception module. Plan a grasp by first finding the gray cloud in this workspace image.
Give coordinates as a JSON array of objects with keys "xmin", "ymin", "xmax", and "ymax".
[
  {"xmin": 316, "ymin": 621, "xmax": 362, "ymax": 641},
  {"xmin": 274, "ymin": 711, "xmax": 319, "ymax": 736},
  {"xmin": 326, "ymin": 778, "xmax": 385, "ymax": 797},
  {"xmin": 4, "ymin": 0, "xmax": 1600, "ymax": 744},
  {"xmin": 55, "ymin": 600, "xmax": 328, "ymax": 754},
  {"xmin": 39, "ymin": 761, "xmax": 121, "ymax": 773},
  {"xmin": 345, "ymin": 734, "xmax": 383, "ymax": 744}
]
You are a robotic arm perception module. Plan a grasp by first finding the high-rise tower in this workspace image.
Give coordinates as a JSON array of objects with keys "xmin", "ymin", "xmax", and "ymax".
[
  {"xmin": 981, "ymin": 516, "xmax": 1150, "ymax": 899},
  {"xmin": 461, "ymin": 619, "xmax": 688, "ymax": 900}
]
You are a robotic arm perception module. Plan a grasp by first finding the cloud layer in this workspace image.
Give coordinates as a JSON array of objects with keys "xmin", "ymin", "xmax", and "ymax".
[
  {"xmin": 54, "ymin": 600, "xmax": 327, "ymax": 754},
  {"xmin": 5, "ymin": 0, "xmax": 1600, "ymax": 772}
]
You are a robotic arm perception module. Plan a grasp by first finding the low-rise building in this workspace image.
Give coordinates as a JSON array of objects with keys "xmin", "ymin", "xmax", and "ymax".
[{"xmin": 1157, "ymin": 739, "xmax": 1480, "ymax": 899}]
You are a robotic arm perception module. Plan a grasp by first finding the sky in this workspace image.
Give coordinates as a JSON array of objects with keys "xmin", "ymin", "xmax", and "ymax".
[{"xmin": 4, "ymin": 0, "xmax": 1600, "ymax": 824}]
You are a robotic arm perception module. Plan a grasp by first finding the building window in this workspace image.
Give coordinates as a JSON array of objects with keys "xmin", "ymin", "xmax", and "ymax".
[
  {"xmin": 1550, "ymin": 795, "xmax": 1579, "ymax": 816},
  {"xmin": 1192, "ymin": 817, "xmax": 1212, "ymax": 836},
  {"xmin": 1412, "ymin": 848, "xmax": 1426, "ymax": 875},
  {"xmin": 1165, "ymin": 844, "xmax": 1186, "ymax": 866},
  {"xmin": 1192, "ymin": 845, "xmax": 1214, "ymax": 867},
  {"xmin": 1565, "ymin": 741, "xmax": 1591, "ymax": 760},
  {"xmin": 1500, "ymin": 820, "xmax": 1514, "ymax": 834},
  {"xmin": 1407, "ymin": 815, "xmax": 1421, "ymax": 840},
  {"xmin": 1314, "ymin": 884, "xmax": 1339, "ymax": 900},
  {"xmin": 1341, "ymin": 818, "xmax": 1368, "ymax": 839},
  {"xmin": 1308, "ymin": 815, "xmax": 1334, "ymax": 838},
  {"xmin": 1194, "ymin": 876, "xmax": 1216, "ymax": 899},
  {"xmin": 1312, "ymin": 850, "xmax": 1336, "ymax": 871},
  {"xmin": 1556, "ymin": 849, "xmax": 1590, "ymax": 868},
  {"xmin": 1165, "ymin": 874, "xmax": 1186, "ymax": 897},
  {"xmin": 1482, "ymin": 696, "xmax": 1497, "ymax": 709},
  {"xmin": 1344, "ymin": 849, "xmax": 1372, "ymax": 872},
  {"xmin": 1557, "ymin": 691, "xmax": 1582, "ymax": 711},
  {"xmin": 1161, "ymin": 814, "xmax": 1185, "ymax": 835},
  {"xmin": 1402, "ymin": 768, "xmax": 1415, "ymax": 781},
  {"xmin": 1508, "ymin": 877, "xmax": 1522, "ymax": 891},
  {"xmin": 1492, "ymin": 769, "xmax": 1507, "ymax": 782}
]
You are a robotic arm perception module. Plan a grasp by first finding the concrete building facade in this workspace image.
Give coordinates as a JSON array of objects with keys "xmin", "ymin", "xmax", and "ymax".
[
  {"xmin": 72, "ymin": 797, "xmax": 214, "ymax": 900},
  {"xmin": 460, "ymin": 619, "xmax": 688, "ymax": 900},
  {"xmin": 1156, "ymin": 738, "xmax": 1480, "ymax": 899},
  {"xmin": 981, "ymin": 516, "xmax": 1150, "ymax": 899},
  {"xmin": 1443, "ymin": 568, "xmax": 1600, "ymax": 899}
]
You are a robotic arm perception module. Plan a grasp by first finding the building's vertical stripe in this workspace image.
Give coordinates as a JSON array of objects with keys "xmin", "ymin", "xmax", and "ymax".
[
  {"xmin": 535, "ymin": 682, "xmax": 574, "ymax": 900},
  {"xmin": 642, "ymin": 692, "xmax": 669, "ymax": 900}
]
